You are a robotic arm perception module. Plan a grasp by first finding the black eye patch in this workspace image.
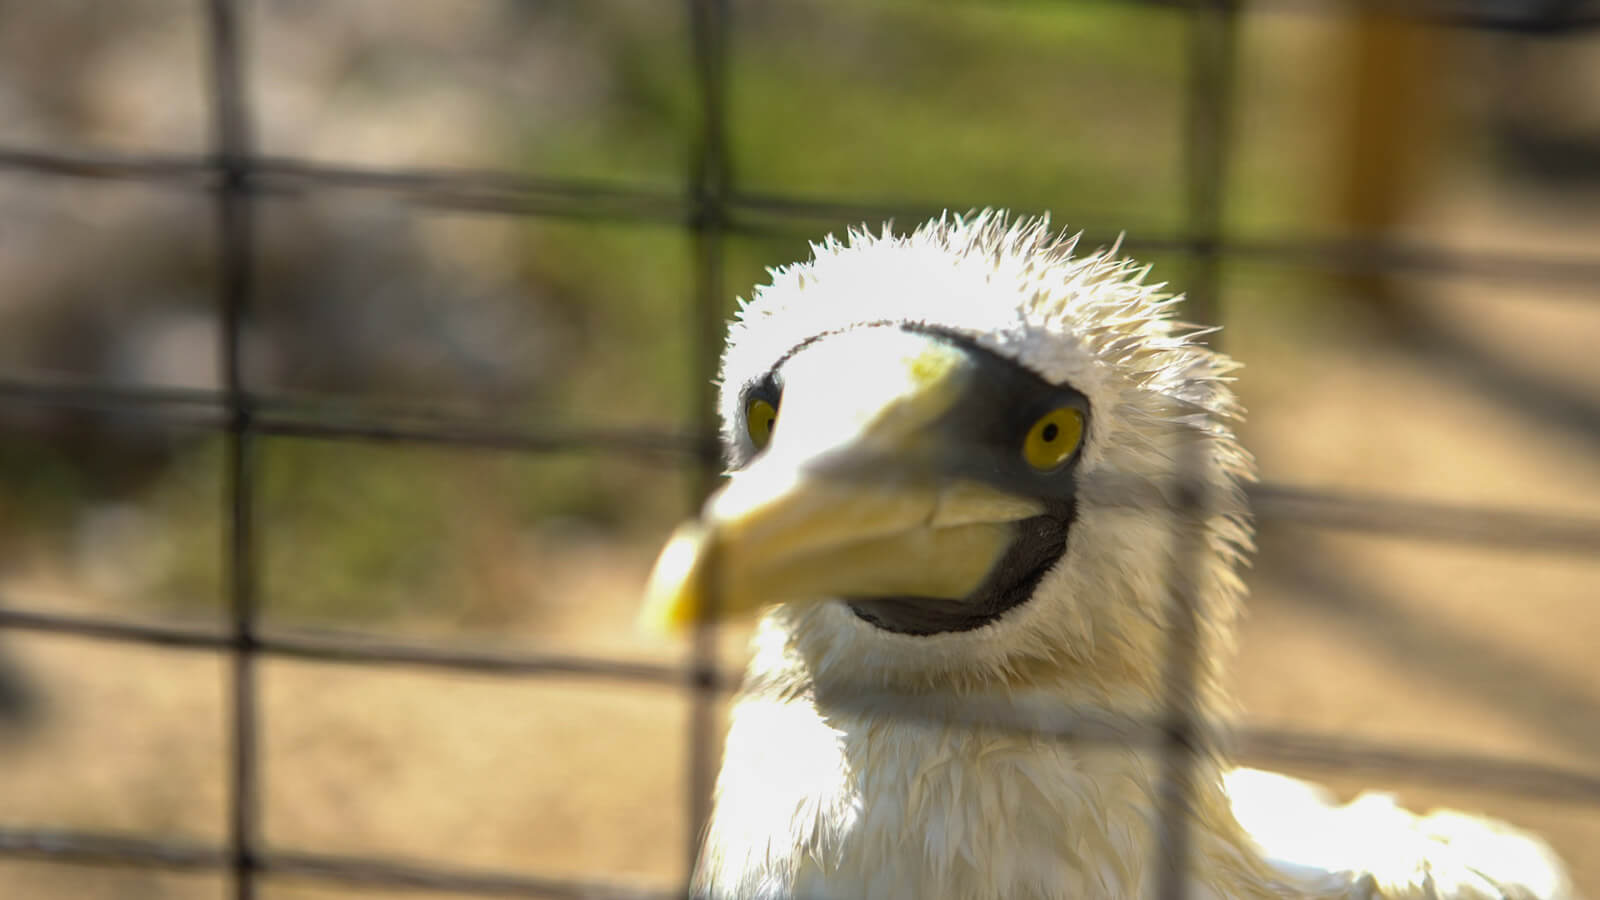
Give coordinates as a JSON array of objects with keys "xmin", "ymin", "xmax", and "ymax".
[
  {"xmin": 899, "ymin": 325, "xmax": 1091, "ymax": 500},
  {"xmin": 728, "ymin": 324, "xmax": 1091, "ymax": 489}
]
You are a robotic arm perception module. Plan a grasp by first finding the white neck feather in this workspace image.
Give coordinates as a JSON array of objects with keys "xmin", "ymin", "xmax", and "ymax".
[{"xmin": 696, "ymin": 614, "xmax": 1311, "ymax": 900}]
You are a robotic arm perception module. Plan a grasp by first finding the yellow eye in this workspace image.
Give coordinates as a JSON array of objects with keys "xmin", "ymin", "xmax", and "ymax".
[
  {"xmin": 1022, "ymin": 406, "xmax": 1084, "ymax": 471},
  {"xmin": 746, "ymin": 398, "xmax": 778, "ymax": 449}
]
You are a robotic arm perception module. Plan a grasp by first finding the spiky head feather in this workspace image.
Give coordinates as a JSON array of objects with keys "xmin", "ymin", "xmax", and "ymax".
[{"xmin": 719, "ymin": 210, "xmax": 1255, "ymax": 702}]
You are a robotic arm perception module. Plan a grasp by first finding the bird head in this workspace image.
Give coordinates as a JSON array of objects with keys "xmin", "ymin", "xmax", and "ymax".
[{"xmin": 643, "ymin": 212, "xmax": 1254, "ymax": 699}]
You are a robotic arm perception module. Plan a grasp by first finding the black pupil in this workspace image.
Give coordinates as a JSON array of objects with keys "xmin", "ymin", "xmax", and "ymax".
[{"xmin": 1041, "ymin": 422, "xmax": 1058, "ymax": 442}]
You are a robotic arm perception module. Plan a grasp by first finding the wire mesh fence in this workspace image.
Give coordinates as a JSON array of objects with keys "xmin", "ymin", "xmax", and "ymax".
[{"xmin": 0, "ymin": 0, "xmax": 1597, "ymax": 898}]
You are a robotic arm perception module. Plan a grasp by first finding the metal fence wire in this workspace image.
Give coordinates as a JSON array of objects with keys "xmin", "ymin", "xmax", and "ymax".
[{"xmin": 0, "ymin": 1, "xmax": 1598, "ymax": 898}]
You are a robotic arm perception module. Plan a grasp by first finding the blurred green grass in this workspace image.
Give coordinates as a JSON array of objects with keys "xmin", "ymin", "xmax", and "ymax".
[{"xmin": 722, "ymin": 0, "xmax": 1187, "ymax": 227}]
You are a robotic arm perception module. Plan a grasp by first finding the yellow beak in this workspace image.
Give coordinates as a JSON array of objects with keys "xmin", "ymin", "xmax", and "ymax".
[{"xmin": 640, "ymin": 329, "xmax": 1044, "ymax": 630}]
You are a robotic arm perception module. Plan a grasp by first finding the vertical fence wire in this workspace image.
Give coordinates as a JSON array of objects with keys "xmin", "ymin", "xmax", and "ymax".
[
  {"xmin": 1181, "ymin": 0, "xmax": 1239, "ymax": 336},
  {"xmin": 202, "ymin": 1, "xmax": 260, "ymax": 897},
  {"xmin": 686, "ymin": 0, "xmax": 732, "ymax": 891},
  {"xmin": 1157, "ymin": 2, "xmax": 1240, "ymax": 896},
  {"xmin": 1154, "ymin": 449, "xmax": 1212, "ymax": 900}
]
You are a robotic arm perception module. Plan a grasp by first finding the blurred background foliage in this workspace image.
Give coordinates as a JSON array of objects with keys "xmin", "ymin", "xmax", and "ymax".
[
  {"xmin": 1, "ymin": 0, "xmax": 1597, "ymax": 640},
  {"xmin": 1, "ymin": 1, "xmax": 1598, "ymax": 895},
  {"xmin": 0, "ymin": 0, "xmax": 1210, "ymax": 630}
]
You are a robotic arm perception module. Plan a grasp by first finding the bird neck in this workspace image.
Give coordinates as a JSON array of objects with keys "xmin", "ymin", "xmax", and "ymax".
[{"xmin": 706, "ymin": 651, "xmax": 1293, "ymax": 900}]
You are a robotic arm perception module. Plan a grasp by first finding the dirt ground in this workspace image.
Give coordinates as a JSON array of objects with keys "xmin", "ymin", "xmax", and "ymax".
[{"xmin": 2, "ymin": 183, "xmax": 1598, "ymax": 897}]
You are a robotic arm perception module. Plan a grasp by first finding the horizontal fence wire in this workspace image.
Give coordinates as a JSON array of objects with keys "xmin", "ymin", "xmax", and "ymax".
[
  {"xmin": 0, "ymin": 608, "xmax": 716, "ymax": 688},
  {"xmin": 5, "ymin": 376, "xmax": 1600, "ymax": 554},
  {"xmin": 1114, "ymin": 0, "xmax": 1600, "ymax": 31},
  {"xmin": 0, "ymin": 378, "xmax": 720, "ymax": 460},
  {"xmin": 4, "ymin": 145, "xmax": 1600, "ymax": 287},
  {"xmin": 0, "ymin": 829, "xmax": 676, "ymax": 900},
  {"xmin": 5, "ymin": 592, "xmax": 1600, "ymax": 796},
  {"xmin": 2, "ymin": 0, "xmax": 1598, "ymax": 897},
  {"xmin": 0, "ymin": 745, "xmax": 1594, "ymax": 898}
]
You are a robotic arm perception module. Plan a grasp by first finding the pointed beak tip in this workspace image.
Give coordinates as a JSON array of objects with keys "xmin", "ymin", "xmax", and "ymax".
[{"xmin": 636, "ymin": 522, "xmax": 711, "ymax": 633}]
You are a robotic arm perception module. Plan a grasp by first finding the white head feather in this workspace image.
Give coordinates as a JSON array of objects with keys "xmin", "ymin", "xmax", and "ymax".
[{"xmin": 720, "ymin": 210, "xmax": 1254, "ymax": 705}]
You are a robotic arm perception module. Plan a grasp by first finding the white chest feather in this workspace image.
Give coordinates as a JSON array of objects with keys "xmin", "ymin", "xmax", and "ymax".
[
  {"xmin": 697, "ymin": 693, "xmax": 1175, "ymax": 900},
  {"xmin": 695, "ymin": 689, "xmax": 1575, "ymax": 900}
]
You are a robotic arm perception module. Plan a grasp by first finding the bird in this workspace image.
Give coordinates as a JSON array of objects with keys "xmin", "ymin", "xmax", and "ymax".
[{"xmin": 639, "ymin": 211, "xmax": 1574, "ymax": 900}]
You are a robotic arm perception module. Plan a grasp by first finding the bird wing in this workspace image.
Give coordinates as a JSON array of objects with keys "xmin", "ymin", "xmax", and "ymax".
[{"xmin": 1223, "ymin": 768, "xmax": 1574, "ymax": 900}]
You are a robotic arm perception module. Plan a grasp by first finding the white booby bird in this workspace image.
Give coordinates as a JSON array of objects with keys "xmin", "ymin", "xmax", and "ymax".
[{"xmin": 641, "ymin": 212, "xmax": 1573, "ymax": 900}]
